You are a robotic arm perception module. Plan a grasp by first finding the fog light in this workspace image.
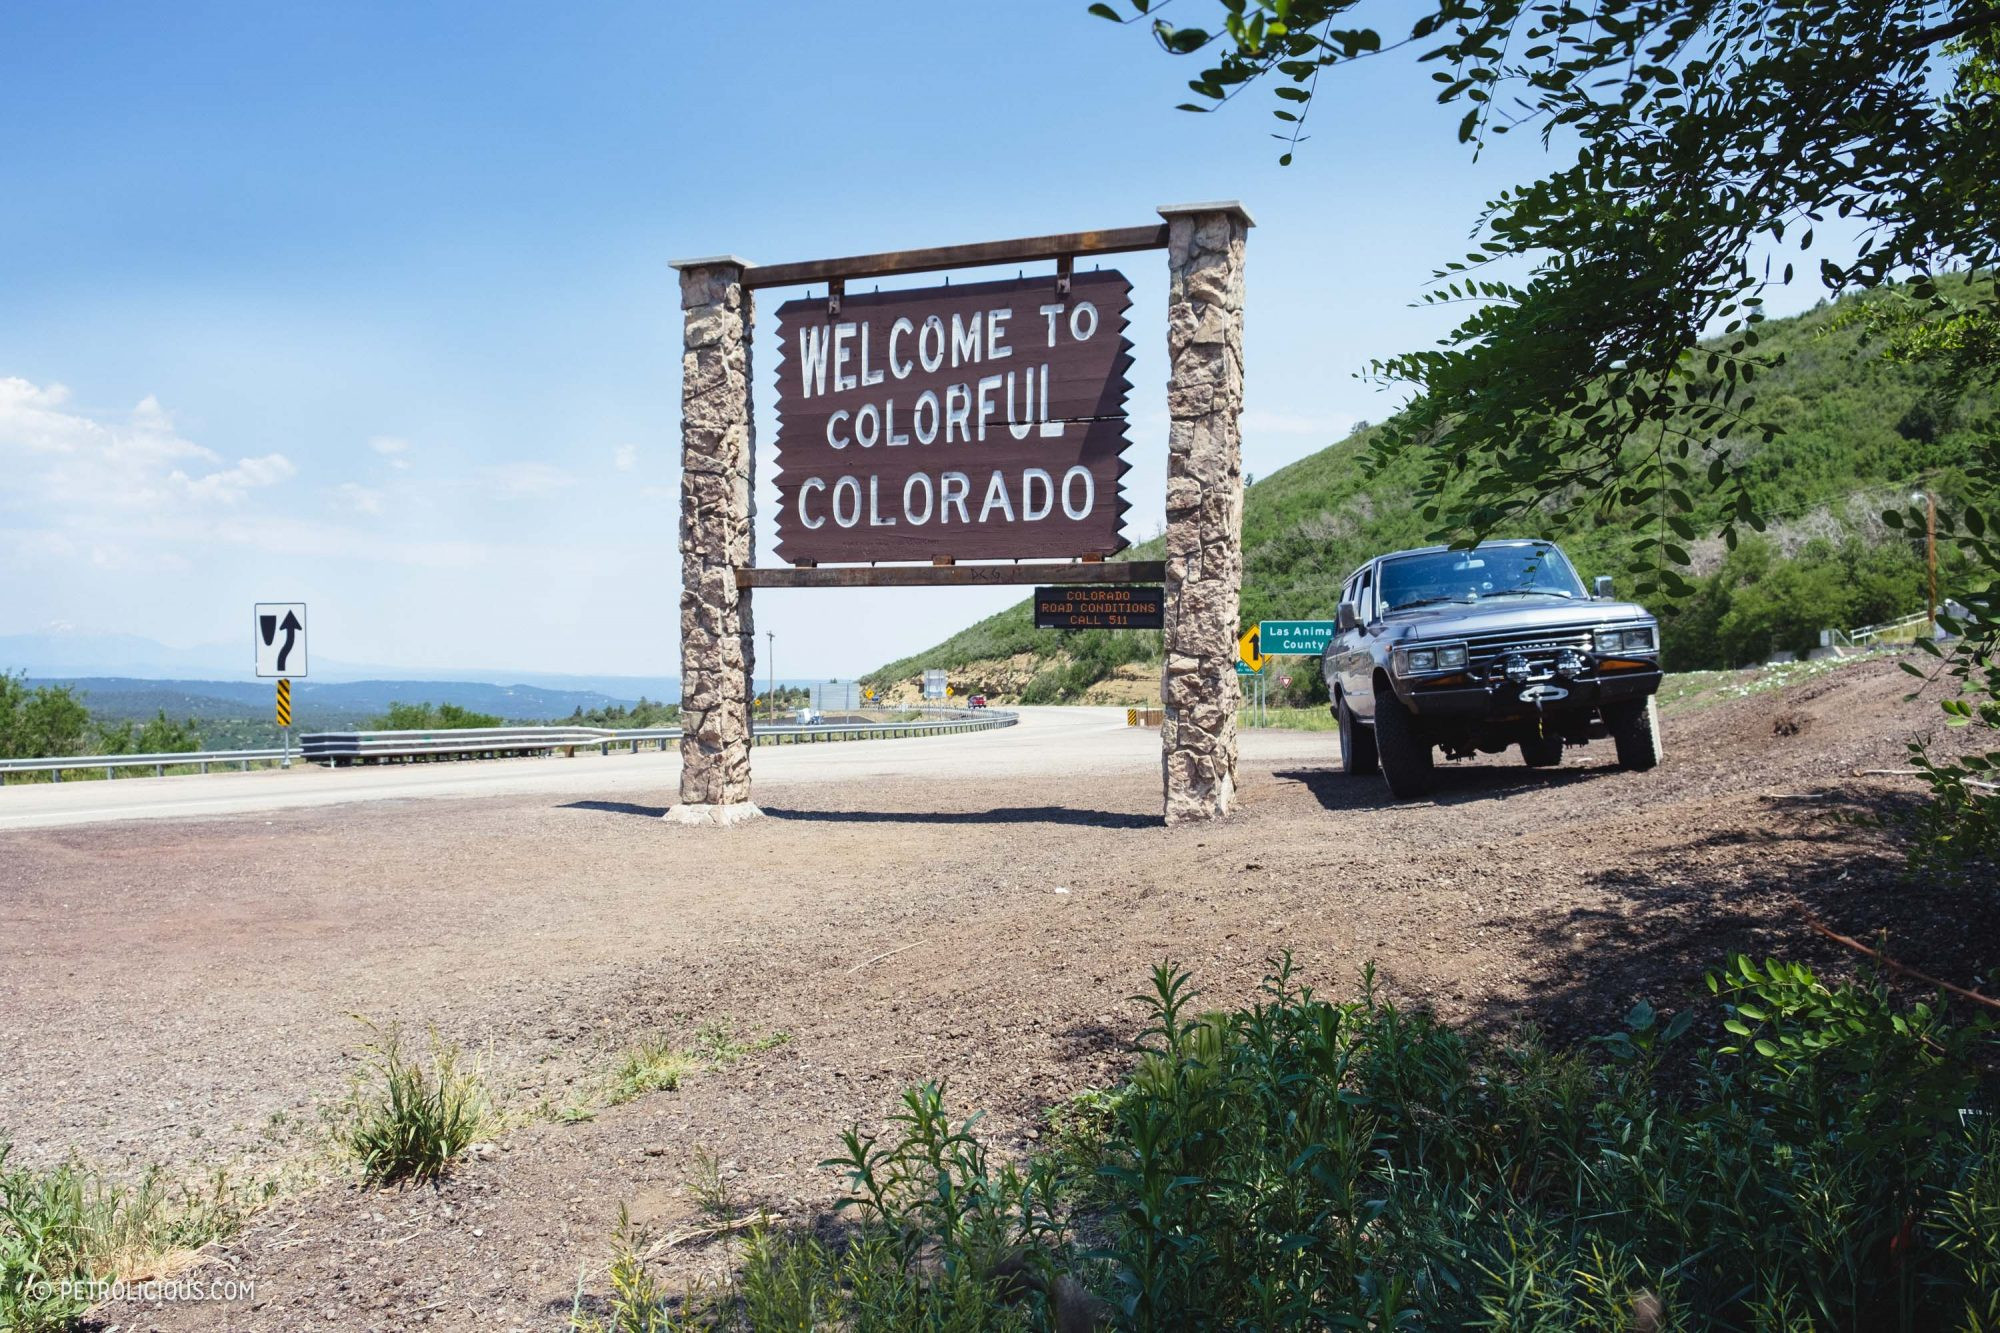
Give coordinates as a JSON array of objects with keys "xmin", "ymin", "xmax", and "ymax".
[
  {"xmin": 1502, "ymin": 653, "xmax": 1531, "ymax": 684},
  {"xmin": 1555, "ymin": 648, "xmax": 1585, "ymax": 679}
]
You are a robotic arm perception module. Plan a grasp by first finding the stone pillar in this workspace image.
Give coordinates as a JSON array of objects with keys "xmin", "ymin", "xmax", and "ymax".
[
  {"xmin": 1158, "ymin": 202, "xmax": 1252, "ymax": 824},
  {"xmin": 666, "ymin": 256, "xmax": 761, "ymax": 825}
]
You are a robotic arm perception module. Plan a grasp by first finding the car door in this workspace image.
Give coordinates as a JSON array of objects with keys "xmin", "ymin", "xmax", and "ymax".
[{"xmin": 1332, "ymin": 565, "xmax": 1378, "ymax": 719}]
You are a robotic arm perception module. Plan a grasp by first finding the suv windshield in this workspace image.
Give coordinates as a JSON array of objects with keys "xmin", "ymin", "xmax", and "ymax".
[{"xmin": 1378, "ymin": 544, "xmax": 1584, "ymax": 612}]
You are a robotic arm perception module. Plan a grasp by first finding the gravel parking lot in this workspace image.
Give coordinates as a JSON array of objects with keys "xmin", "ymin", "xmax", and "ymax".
[{"xmin": 2, "ymin": 660, "xmax": 1987, "ymax": 1331}]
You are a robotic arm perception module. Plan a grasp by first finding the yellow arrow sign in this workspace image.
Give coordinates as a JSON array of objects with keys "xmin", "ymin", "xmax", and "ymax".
[{"xmin": 1237, "ymin": 626, "xmax": 1264, "ymax": 674}]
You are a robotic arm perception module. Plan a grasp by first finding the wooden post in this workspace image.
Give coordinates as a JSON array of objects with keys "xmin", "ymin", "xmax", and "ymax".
[
  {"xmin": 1158, "ymin": 202, "xmax": 1253, "ymax": 824},
  {"xmin": 666, "ymin": 255, "xmax": 763, "ymax": 825}
]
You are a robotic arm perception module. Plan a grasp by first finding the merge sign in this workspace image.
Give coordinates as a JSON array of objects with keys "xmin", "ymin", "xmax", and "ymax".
[
  {"xmin": 1259, "ymin": 619, "xmax": 1338, "ymax": 655},
  {"xmin": 772, "ymin": 272, "xmax": 1134, "ymax": 564},
  {"xmin": 1034, "ymin": 585, "xmax": 1163, "ymax": 631}
]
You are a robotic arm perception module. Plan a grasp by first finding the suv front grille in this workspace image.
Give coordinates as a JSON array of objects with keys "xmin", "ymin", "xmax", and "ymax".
[{"xmin": 1460, "ymin": 627, "xmax": 1596, "ymax": 678}]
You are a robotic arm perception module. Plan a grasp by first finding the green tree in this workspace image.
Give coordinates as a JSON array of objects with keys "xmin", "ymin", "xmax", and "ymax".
[
  {"xmin": 1102, "ymin": 0, "xmax": 2000, "ymax": 873},
  {"xmin": 372, "ymin": 701, "xmax": 504, "ymax": 730},
  {"xmin": 0, "ymin": 672, "xmax": 91, "ymax": 760},
  {"xmin": 94, "ymin": 710, "xmax": 203, "ymax": 756}
]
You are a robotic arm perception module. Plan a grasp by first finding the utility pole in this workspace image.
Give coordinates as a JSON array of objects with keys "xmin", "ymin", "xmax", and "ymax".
[
  {"xmin": 1924, "ymin": 490, "xmax": 1938, "ymax": 639},
  {"xmin": 766, "ymin": 630, "xmax": 775, "ymax": 722}
]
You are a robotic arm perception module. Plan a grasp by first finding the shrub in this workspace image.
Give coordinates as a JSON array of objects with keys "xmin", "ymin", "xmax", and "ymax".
[
  {"xmin": 1089, "ymin": 955, "xmax": 1999, "ymax": 1328},
  {"xmin": 570, "ymin": 956, "xmax": 1999, "ymax": 1328},
  {"xmin": 335, "ymin": 1024, "xmax": 488, "ymax": 1185},
  {"xmin": 608, "ymin": 1039, "xmax": 694, "ymax": 1105},
  {"xmin": 0, "ymin": 1144, "xmax": 251, "ymax": 1332}
]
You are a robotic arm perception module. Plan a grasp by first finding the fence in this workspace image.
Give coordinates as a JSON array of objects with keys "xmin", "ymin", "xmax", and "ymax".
[{"xmin": 1, "ymin": 710, "xmax": 1018, "ymax": 782}]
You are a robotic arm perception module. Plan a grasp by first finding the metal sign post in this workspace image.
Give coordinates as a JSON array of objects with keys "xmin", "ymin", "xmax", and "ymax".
[
  {"xmin": 275, "ymin": 678, "xmax": 293, "ymax": 769},
  {"xmin": 256, "ymin": 603, "xmax": 307, "ymax": 772}
]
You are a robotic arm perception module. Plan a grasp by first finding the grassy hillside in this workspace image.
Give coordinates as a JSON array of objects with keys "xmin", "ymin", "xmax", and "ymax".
[{"xmin": 867, "ymin": 286, "xmax": 1995, "ymax": 704}]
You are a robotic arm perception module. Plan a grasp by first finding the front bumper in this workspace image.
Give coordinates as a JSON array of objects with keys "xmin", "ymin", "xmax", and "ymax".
[{"xmin": 1397, "ymin": 667, "xmax": 1662, "ymax": 720}]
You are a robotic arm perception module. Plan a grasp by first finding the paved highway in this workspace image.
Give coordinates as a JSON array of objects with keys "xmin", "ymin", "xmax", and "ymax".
[{"xmin": 0, "ymin": 708, "xmax": 1331, "ymax": 830}]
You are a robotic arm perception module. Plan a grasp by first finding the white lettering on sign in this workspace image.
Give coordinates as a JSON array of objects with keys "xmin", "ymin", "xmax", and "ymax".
[
  {"xmin": 832, "ymin": 476, "xmax": 862, "ymax": 527},
  {"xmin": 799, "ymin": 326, "xmax": 832, "ymax": 396},
  {"xmin": 795, "ymin": 468, "xmax": 1108, "ymax": 534},
  {"xmin": 889, "ymin": 317, "xmax": 915, "ymax": 378}
]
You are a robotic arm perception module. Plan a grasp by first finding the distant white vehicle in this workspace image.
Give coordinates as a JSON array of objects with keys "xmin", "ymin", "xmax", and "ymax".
[{"xmin": 794, "ymin": 707, "xmax": 821, "ymax": 725}]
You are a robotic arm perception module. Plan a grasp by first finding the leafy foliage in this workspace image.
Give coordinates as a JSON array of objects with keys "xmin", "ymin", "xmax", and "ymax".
[
  {"xmin": 371, "ymin": 700, "xmax": 504, "ymax": 730},
  {"xmin": 592, "ymin": 955, "xmax": 1999, "ymax": 1327},
  {"xmin": 1099, "ymin": 0, "xmax": 2000, "ymax": 871},
  {"xmin": 0, "ymin": 671, "xmax": 202, "ymax": 778}
]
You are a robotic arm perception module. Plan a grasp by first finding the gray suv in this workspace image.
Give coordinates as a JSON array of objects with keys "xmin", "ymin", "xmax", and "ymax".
[{"xmin": 1324, "ymin": 540, "xmax": 1664, "ymax": 799}]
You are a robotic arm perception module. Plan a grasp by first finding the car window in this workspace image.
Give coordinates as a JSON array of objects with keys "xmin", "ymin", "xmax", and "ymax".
[
  {"xmin": 1378, "ymin": 544, "xmax": 1583, "ymax": 611},
  {"xmin": 1358, "ymin": 568, "xmax": 1376, "ymax": 623}
]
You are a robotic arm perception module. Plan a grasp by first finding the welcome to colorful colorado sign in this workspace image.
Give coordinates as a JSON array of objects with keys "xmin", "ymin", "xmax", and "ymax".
[{"xmin": 771, "ymin": 271, "xmax": 1133, "ymax": 564}]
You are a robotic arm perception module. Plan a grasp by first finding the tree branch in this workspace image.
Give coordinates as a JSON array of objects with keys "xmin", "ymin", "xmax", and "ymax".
[{"xmin": 1799, "ymin": 906, "xmax": 2000, "ymax": 1010}]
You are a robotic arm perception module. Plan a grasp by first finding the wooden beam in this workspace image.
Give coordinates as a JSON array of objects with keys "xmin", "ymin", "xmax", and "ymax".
[
  {"xmin": 735, "ymin": 562, "xmax": 1166, "ymax": 590},
  {"xmin": 741, "ymin": 224, "xmax": 1170, "ymax": 290}
]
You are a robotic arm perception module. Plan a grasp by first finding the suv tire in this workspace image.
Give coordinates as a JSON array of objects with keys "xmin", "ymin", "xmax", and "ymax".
[
  {"xmin": 1373, "ymin": 688, "xmax": 1434, "ymax": 799},
  {"xmin": 1606, "ymin": 697, "xmax": 1663, "ymax": 771},
  {"xmin": 1338, "ymin": 695, "xmax": 1379, "ymax": 776},
  {"xmin": 1519, "ymin": 734, "xmax": 1564, "ymax": 768}
]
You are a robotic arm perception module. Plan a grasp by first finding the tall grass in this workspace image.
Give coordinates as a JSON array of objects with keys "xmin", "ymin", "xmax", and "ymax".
[
  {"xmin": 0, "ymin": 1144, "xmax": 256, "ymax": 1332},
  {"xmin": 334, "ymin": 1023, "xmax": 488, "ymax": 1185}
]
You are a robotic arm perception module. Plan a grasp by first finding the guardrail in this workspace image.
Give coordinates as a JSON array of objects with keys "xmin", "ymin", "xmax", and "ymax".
[
  {"xmin": 1850, "ymin": 610, "xmax": 1934, "ymax": 645},
  {"xmin": 1, "ymin": 710, "xmax": 1019, "ymax": 782},
  {"xmin": 305, "ymin": 712, "xmax": 1017, "ymax": 764},
  {"xmin": 0, "ymin": 749, "xmax": 290, "ymax": 782},
  {"xmin": 300, "ymin": 726, "xmax": 679, "ymax": 764}
]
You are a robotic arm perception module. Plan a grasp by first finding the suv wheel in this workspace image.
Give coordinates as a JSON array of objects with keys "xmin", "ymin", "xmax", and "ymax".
[
  {"xmin": 1605, "ymin": 697, "xmax": 1663, "ymax": 771},
  {"xmin": 1372, "ymin": 688, "xmax": 1434, "ymax": 799},
  {"xmin": 1338, "ymin": 695, "xmax": 1379, "ymax": 776},
  {"xmin": 1519, "ymin": 734, "xmax": 1563, "ymax": 768}
]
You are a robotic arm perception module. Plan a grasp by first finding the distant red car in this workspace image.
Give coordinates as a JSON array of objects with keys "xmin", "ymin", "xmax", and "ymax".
[{"xmin": 969, "ymin": 695, "xmax": 988, "ymax": 709}]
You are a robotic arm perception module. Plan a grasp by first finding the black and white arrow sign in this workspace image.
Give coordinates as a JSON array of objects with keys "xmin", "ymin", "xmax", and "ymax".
[{"xmin": 254, "ymin": 602, "xmax": 308, "ymax": 678}]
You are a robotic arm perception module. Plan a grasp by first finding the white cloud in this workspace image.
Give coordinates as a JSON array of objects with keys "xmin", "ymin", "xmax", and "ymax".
[
  {"xmin": 483, "ymin": 461, "xmax": 574, "ymax": 497},
  {"xmin": 370, "ymin": 435, "xmax": 412, "ymax": 470},
  {"xmin": 331, "ymin": 482, "xmax": 387, "ymax": 516},
  {"xmin": 0, "ymin": 376, "xmax": 295, "ymax": 514},
  {"xmin": 613, "ymin": 444, "xmax": 638, "ymax": 472}
]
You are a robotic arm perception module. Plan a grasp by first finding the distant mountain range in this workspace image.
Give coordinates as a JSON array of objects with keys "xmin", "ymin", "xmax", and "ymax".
[
  {"xmin": 0, "ymin": 630, "xmax": 681, "ymax": 703},
  {"xmin": 38, "ymin": 678, "xmax": 654, "ymax": 726}
]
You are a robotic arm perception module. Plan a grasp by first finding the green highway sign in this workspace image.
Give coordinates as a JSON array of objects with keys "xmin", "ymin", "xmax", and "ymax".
[
  {"xmin": 1235, "ymin": 659, "xmax": 1263, "ymax": 676},
  {"xmin": 1259, "ymin": 619, "xmax": 1338, "ymax": 655}
]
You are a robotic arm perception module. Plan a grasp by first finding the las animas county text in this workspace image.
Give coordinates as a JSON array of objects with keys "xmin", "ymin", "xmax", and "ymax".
[{"xmin": 773, "ymin": 271, "xmax": 1132, "ymax": 563}]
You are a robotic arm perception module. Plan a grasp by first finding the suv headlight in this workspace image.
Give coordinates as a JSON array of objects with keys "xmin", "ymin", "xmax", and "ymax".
[
  {"xmin": 1395, "ymin": 642, "xmax": 1468, "ymax": 676},
  {"xmin": 1595, "ymin": 625, "xmax": 1659, "ymax": 656}
]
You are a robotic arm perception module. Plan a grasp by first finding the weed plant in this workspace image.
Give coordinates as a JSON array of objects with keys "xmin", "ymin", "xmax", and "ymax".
[
  {"xmin": 0, "ymin": 1145, "xmax": 256, "ymax": 1332},
  {"xmin": 335, "ymin": 1022, "xmax": 488, "ymax": 1185}
]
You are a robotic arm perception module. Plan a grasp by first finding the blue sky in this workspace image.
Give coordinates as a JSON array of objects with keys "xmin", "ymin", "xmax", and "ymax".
[{"xmin": 0, "ymin": 1, "xmax": 1817, "ymax": 680}]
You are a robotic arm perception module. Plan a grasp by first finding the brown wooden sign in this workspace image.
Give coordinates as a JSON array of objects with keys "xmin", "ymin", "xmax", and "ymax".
[
  {"xmin": 772, "ymin": 271, "xmax": 1133, "ymax": 564},
  {"xmin": 1034, "ymin": 584, "xmax": 1164, "ymax": 630}
]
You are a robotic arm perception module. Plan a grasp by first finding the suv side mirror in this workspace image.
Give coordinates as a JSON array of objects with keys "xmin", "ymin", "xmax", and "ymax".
[
  {"xmin": 1592, "ymin": 575, "xmax": 1615, "ymax": 599},
  {"xmin": 1337, "ymin": 601, "xmax": 1359, "ymax": 632}
]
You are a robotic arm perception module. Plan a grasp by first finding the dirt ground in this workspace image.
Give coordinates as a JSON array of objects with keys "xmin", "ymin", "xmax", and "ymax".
[{"xmin": 2, "ymin": 655, "xmax": 1993, "ymax": 1332}]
